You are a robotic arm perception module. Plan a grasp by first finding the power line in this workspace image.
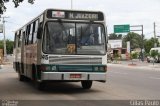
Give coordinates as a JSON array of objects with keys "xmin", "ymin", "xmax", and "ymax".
[
  {"xmin": 144, "ymin": 32, "xmax": 153, "ymax": 35},
  {"xmin": 155, "ymin": 25, "xmax": 160, "ymax": 28},
  {"xmin": 5, "ymin": 21, "xmax": 22, "ymax": 26}
]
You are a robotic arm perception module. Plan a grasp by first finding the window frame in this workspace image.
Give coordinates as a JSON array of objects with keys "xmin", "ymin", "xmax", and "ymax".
[{"xmin": 42, "ymin": 21, "xmax": 106, "ymax": 55}]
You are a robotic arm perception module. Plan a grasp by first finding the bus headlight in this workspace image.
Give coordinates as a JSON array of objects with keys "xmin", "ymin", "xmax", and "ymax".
[
  {"xmin": 40, "ymin": 65, "xmax": 57, "ymax": 71},
  {"xmin": 40, "ymin": 65, "xmax": 51, "ymax": 71},
  {"xmin": 51, "ymin": 66, "xmax": 57, "ymax": 71},
  {"xmin": 94, "ymin": 67, "xmax": 99, "ymax": 71},
  {"xmin": 93, "ymin": 66, "xmax": 107, "ymax": 72},
  {"xmin": 99, "ymin": 67, "xmax": 104, "ymax": 71},
  {"xmin": 101, "ymin": 66, "xmax": 107, "ymax": 72}
]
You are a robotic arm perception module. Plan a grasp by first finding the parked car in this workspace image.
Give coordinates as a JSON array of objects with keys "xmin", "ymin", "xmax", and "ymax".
[{"xmin": 147, "ymin": 47, "xmax": 160, "ymax": 63}]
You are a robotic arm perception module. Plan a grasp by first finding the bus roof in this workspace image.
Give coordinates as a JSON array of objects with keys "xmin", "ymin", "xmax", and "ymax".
[
  {"xmin": 15, "ymin": 9, "xmax": 105, "ymax": 32},
  {"xmin": 45, "ymin": 9, "xmax": 104, "ymax": 21}
]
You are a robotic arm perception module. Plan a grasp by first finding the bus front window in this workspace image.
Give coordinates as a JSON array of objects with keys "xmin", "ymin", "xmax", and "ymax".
[
  {"xmin": 43, "ymin": 22, "xmax": 106, "ymax": 55},
  {"xmin": 76, "ymin": 23, "xmax": 106, "ymax": 55},
  {"xmin": 43, "ymin": 22, "xmax": 75, "ymax": 54}
]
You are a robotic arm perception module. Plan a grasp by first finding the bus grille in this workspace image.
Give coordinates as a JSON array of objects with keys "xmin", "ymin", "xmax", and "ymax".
[{"xmin": 49, "ymin": 56, "xmax": 102, "ymax": 65}]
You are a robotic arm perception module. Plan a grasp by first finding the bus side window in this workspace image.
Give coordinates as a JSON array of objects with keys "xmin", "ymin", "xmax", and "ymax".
[
  {"xmin": 18, "ymin": 30, "xmax": 23, "ymax": 47},
  {"xmin": 28, "ymin": 23, "xmax": 33, "ymax": 44},
  {"xmin": 25, "ymin": 26, "xmax": 28, "ymax": 45},
  {"xmin": 33, "ymin": 20, "xmax": 38, "ymax": 43},
  {"xmin": 26, "ymin": 25, "xmax": 31, "ymax": 45},
  {"xmin": 14, "ymin": 32, "xmax": 17, "ymax": 48},
  {"xmin": 31, "ymin": 21, "xmax": 35, "ymax": 44},
  {"xmin": 18, "ymin": 31, "xmax": 21, "ymax": 47}
]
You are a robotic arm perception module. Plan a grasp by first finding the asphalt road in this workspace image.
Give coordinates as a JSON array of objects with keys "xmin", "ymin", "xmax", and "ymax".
[{"xmin": 0, "ymin": 64, "xmax": 160, "ymax": 105}]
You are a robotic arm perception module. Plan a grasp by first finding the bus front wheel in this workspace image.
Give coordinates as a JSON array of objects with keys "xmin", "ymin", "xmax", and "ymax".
[
  {"xmin": 35, "ymin": 81, "xmax": 46, "ymax": 90},
  {"xmin": 81, "ymin": 81, "xmax": 92, "ymax": 89}
]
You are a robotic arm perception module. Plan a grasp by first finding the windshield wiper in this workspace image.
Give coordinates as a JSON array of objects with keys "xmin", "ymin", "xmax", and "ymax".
[
  {"xmin": 80, "ymin": 21, "xmax": 94, "ymax": 45},
  {"xmin": 82, "ymin": 21, "xmax": 93, "ymax": 36},
  {"xmin": 58, "ymin": 19, "xmax": 68, "ymax": 36}
]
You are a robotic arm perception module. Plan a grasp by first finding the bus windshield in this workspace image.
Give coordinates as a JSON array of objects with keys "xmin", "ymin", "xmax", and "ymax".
[{"xmin": 43, "ymin": 21, "xmax": 106, "ymax": 55}]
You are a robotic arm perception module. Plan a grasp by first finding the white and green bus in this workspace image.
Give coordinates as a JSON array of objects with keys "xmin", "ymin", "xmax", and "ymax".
[{"xmin": 13, "ymin": 9, "xmax": 107, "ymax": 90}]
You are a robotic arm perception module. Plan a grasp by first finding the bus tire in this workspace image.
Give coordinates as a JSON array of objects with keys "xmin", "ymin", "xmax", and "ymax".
[
  {"xmin": 35, "ymin": 81, "xmax": 46, "ymax": 90},
  {"xmin": 18, "ymin": 63, "xmax": 25, "ymax": 81},
  {"xmin": 32, "ymin": 65, "xmax": 36, "ymax": 81},
  {"xmin": 81, "ymin": 81, "xmax": 92, "ymax": 89},
  {"xmin": 18, "ymin": 73, "xmax": 25, "ymax": 81}
]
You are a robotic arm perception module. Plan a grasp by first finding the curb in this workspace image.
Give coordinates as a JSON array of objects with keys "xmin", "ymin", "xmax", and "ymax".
[
  {"xmin": 108, "ymin": 63, "xmax": 160, "ymax": 71},
  {"xmin": 128, "ymin": 64, "xmax": 137, "ymax": 66}
]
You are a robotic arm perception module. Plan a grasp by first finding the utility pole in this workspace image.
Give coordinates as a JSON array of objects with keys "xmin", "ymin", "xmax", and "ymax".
[
  {"xmin": 141, "ymin": 25, "xmax": 144, "ymax": 62},
  {"xmin": 130, "ymin": 25, "xmax": 144, "ymax": 62},
  {"xmin": 153, "ymin": 22, "xmax": 157, "ymax": 47},
  {"xmin": 2, "ymin": 16, "xmax": 9, "ymax": 62},
  {"xmin": 71, "ymin": 0, "xmax": 73, "ymax": 9}
]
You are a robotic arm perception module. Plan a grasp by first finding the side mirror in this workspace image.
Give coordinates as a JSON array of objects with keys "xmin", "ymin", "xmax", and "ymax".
[{"xmin": 37, "ymin": 27, "xmax": 42, "ymax": 39}]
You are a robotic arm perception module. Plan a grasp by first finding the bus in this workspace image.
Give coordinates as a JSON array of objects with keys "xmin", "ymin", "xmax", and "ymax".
[{"xmin": 13, "ymin": 9, "xmax": 107, "ymax": 90}]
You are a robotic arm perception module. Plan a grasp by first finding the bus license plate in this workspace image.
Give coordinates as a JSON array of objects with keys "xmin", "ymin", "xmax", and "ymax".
[{"xmin": 70, "ymin": 74, "xmax": 81, "ymax": 79}]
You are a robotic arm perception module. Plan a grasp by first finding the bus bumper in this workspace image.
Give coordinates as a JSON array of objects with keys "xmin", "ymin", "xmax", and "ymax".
[{"xmin": 41, "ymin": 72, "xmax": 106, "ymax": 82}]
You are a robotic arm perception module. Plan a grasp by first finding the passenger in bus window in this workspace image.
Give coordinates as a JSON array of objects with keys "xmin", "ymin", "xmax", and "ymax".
[
  {"xmin": 88, "ymin": 33, "xmax": 95, "ymax": 45},
  {"xmin": 48, "ymin": 33, "xmax": 56, "ymax": 53},
  {"xmin": 68, "ymin": 34, "xmax": 75, "ymax": 44},
  {"xmin": 80, "ymin": 33, "xmax": 95, "ymax": 45}
]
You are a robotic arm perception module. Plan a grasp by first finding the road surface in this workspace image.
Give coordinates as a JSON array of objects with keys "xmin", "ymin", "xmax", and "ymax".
[{"xmin": 0, "ymin": 64, "xmax": 160, "ymax": 105}]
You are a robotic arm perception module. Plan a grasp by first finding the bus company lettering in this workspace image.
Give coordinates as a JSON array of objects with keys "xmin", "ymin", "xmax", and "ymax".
[{"xmin": 69, "ymin": 13, "xmax": 98, "ymax": 20}]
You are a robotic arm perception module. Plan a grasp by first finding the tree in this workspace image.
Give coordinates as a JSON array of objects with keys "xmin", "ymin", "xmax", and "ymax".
[
  {"xmin": 108, "ymin": 33, "xmax": 122, "ymax": 40},
  {"xmin": 122, "ymin": 32, "xmax": 142, "ymax": 49},
  {"xmin": 144, "ymin": 37, "xmax": 160, "ymax": 53},
  {"xmin": 150, "ymin": 50, "xmax": 159, "ymax": 65},
  {"xmin": 6, "ymin": 39, "xmax": 14, "ymax": 54},
  {"xmin": 113, "ymin": 53, "xmax": 121, "ymax": 63},
  {"xmin": 0, "ymin": 0, "xmax": 35, "ymax": 14},
  {"xmin": 130, "ymin": 52, "xmax": 138, "ymax": 64},
  {"xmin": 0, "ymin": 39, "xmax": 14, "ymax": 54}
]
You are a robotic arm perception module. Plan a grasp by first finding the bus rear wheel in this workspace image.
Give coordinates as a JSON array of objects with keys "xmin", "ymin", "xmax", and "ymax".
[
  {"xmin": 81, "ymin": 81, "xmax": 92, "ymax": 89},
  {"xmin": 18, "ymin": 73, "xmax": 25, "ymax": 81}
]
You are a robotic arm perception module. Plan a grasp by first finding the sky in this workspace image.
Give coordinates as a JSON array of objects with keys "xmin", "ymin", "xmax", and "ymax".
[{"xmin": 0, "ymin": 0, "xmax": 160, "ymax": 40}]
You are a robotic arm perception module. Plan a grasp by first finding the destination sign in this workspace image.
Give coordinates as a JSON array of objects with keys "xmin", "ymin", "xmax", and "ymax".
[
  {"xmin": 68, "ymin": 13, "xmax": 98, "ymax": 20},
  {"xmin": 47, "ymin": 10, "xmax": 104, "ymax": 21}
]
